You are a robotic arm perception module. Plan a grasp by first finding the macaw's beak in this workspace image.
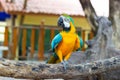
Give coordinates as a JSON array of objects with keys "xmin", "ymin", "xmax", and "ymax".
[
  {"xmin": 57, "ymin": 16, "xmax": 64, "ymax": 28},
  {"xmin": 57, "ymin": 16, "xmax": 70, "ymax": 31}
]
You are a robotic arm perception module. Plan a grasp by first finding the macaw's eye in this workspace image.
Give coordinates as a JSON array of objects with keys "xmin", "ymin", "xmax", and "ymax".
[{"xmin": 64, "ymin": 18, "xmax": 70, "ymax": 23}]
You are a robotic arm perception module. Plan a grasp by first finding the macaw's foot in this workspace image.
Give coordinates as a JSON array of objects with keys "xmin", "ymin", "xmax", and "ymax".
[{"xmin": 61, "ymin": 60, "xmax": 69, "ymax": 71}]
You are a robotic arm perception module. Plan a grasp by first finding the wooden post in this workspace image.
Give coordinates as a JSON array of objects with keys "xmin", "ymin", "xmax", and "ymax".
[
  {"xmin": 11, "ymin": 27, "xmax": 18, "ymax": 59},
  {"xmin": 81, "ymin": 30, "xmax": 85, "ymax": 51},
  {"xmin": 50, "ymin": 29, "xmax": 54, "ymax": 42},
  {"xmin": 16, "ymin": 0, "xmax": 27, "ymax": 59},
  {"xmin": 9, "ymin": 15, "xmax": 16, "ymax": 59},
  {"xmin": 3, "ymin": 26, "xmax": 9, "ymax": 58},
  {"xmin": 89, "ymin": 30, "xmax": 94, "ymax": 40},
  {"xmin": 38, "ymin": 22, "xmax": 45, "ymax": 60},
  {"xmin": 15, "ymin": 14, "xmax": 25, "ymax": 60},
  {"xmin": 30, "ymin": 28, "xmax": 35, "ymax": 59},
  {"xmin": 22, "ymin": 28, "xmax": 27, "ymax": 59}
]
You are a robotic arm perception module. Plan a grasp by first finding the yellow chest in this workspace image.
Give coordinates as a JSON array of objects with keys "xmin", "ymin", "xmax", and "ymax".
[{"xmin": 56, "ymin": 31, "xmax": 77, "ymax": 56}]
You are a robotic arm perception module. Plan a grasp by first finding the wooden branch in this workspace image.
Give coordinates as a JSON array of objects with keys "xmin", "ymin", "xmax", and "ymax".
[{"xmin": 0, "ymin": 56, "xmax": 120, "ymax": 80}]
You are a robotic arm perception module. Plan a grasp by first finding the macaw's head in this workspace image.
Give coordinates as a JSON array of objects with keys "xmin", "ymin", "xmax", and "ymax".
[{"xmin": 57, "ymin": 15, "xmax": 71, "ymax": 31}]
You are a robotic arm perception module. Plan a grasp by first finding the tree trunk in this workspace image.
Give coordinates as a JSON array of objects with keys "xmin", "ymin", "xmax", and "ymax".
[
  {"xmin": 109, "ymin": 0, "xmax": 120, "ymax": 49},
  {"xmin": 79, "ymin": 0, "xmax": 120, "ymax": 62},
  {"xmin": 79, "ymin": 0, "xmax": 98, "ymax": 34},
  {"xmin": 0, "ymin": 56, "xmax": 120, "ymax": 80}
]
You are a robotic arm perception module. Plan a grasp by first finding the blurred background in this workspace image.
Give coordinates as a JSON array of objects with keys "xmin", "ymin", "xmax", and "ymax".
[{"xmin": 0, "ymin": 0, "xmax": 109, "ymax": 61}]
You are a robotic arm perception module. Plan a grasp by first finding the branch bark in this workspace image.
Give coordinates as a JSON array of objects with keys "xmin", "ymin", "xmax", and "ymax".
[
  {"xmin": 0, "ymin": 56, "xmax": 120, "ymax": 80},
  {"xmin": 109, "ymin": 0, "xmax": 120, "ymax": 49},
  {"xmin": 79, "ymin": 0, "xmax": 120, "ymax": 62}
]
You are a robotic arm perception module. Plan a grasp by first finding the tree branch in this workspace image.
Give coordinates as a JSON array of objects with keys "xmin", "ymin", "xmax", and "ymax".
[{"xmin": 0, "ymin": 56, "xmax": 120, "ymax": 79}]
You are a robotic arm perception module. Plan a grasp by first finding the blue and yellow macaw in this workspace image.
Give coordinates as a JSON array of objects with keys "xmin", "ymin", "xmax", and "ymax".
[{"xmin": 47, "ymin": 15, "xmax": 83, "ymax": 70}]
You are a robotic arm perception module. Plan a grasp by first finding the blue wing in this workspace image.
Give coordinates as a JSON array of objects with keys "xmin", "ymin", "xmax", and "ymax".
[
  {"xmin": 80, "ymin": 37, "xmax": 83, "ymax": 49},
  {"xmin": 77, "ymin": 36, "xmax": 83, "ymax": 50},
  {"xmin": 51, "ymin": 33, "xmax": 62, "ymax": 51}
]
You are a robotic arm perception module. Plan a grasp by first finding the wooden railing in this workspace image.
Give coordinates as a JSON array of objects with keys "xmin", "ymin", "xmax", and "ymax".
[
  {"xmin": 3, "ymin": 26, "xmax": 9, "ymax": 58},
  {"xmin": 2, "ymin": 25, "xmax": 94, "ymax": 60}
]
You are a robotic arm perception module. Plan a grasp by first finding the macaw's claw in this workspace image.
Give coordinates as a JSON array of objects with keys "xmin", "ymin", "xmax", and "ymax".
[{"xmin": 61, "ymin": 61, "xmax": 69, "ymax": 71}]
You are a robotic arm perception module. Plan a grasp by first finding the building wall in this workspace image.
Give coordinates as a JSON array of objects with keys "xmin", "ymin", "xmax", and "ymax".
[{"xmin": 16, "ymin": 14, "xmax": 91, "ymax": 30}]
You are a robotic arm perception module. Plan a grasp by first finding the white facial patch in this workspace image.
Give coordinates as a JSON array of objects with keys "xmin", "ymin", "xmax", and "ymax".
[{"xmin": 63, "ymin": 17, "xmax": 70, "ymax": 28}]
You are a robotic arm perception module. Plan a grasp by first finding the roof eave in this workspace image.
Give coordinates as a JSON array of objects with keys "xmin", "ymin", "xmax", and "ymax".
[{"xmin": 7, "ymin": 10, "xmax": 85, "ymax": 17}]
